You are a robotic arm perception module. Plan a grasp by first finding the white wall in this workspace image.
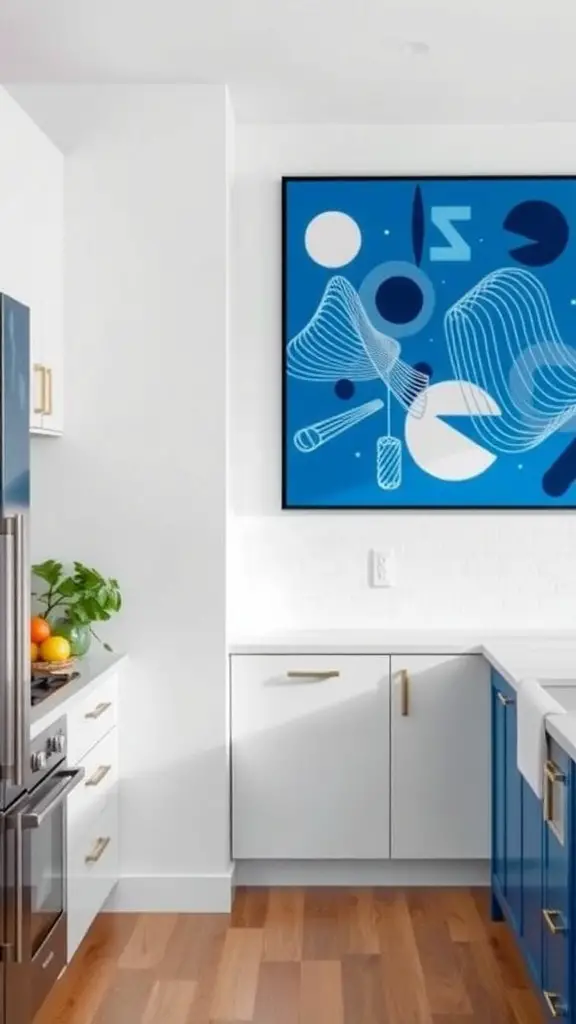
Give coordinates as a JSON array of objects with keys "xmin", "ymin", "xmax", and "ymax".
[
  {"xmin": 230, "ymin": 124, "xmax": 576, "ymax": 633},
  {"xmin": 25, "ymin": 85, "xmax": 231, "ymax": 908},
  {"xmin": 0, "ymin": 87, "xmax": 63, "ymax": 415}
]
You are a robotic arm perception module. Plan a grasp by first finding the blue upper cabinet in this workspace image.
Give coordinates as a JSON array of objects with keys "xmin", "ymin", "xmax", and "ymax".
[
  {"xmin": 542, "ymin": 739, "xmax": 571, "ymax": 1021},
  {"xmin": 491, "ymin": 671, "xmax": 523, "ymax": 936}
]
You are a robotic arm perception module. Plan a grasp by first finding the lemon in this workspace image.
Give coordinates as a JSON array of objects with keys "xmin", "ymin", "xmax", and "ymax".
[
  {"xmin": 39, "ymin": 636, "xmax": 71, "ymax": 663},
  {"xmin": 30, "ymin": 642, "xmax": 39, "ymax": 663}
]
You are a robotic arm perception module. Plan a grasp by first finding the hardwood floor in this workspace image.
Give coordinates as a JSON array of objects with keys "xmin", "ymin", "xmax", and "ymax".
[{"xmin": 34, "ymin": 888, "xmax": 545, "ymax": 1024}]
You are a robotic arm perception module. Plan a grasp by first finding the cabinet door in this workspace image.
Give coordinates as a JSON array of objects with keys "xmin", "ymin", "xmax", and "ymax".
[
  {"xmin": 492, "ymin": 676, "xmax": 507, "ymax": 893},
  {"xmin": 522, "ymin": 779, "xmax": 543, "ymax": 987},
  {"xmin": 542, "ymin": 741, "xmax": 571, "ymax": 1021},
  {"xmin": 232, "ymin": 654, "xmax": 390, "ymax": 859},
  {"xmin": 504, "ymin": 686, "xmax": 523, "ymax": 934},
  {"xmin": 390, "ymin": 654, "xmax": 490, "ymax": 859}
]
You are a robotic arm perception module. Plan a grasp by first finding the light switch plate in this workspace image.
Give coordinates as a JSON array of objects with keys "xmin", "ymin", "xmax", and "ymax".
[{"xmin": 370, "ymin": 549, "xmax": 395, "ymax": 588}]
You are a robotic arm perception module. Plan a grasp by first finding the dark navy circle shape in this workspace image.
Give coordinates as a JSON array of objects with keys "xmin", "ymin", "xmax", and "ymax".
[
  {"xmin": 375, "ymin": 276, "xmax": 424, "ymax": 324},
  {"xmin": 334, "ymin": 379, "xmax": 355, "ymax": 400},
  {"xmin": 504, "ymin": 200, "xmax": 569, "ymax": 267},
  {"xmin": 413, "ymin": 361, "xmax": 433, "ymax": 378}
]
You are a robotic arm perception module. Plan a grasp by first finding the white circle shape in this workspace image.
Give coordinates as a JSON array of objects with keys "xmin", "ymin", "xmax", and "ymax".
[
  {"xmin": 405, "ymin": 380, "xmax": 500, "ymax": 482},
  {"xmin": 304, "ymin": 211, "xmax": 362, "ymax": 268}
]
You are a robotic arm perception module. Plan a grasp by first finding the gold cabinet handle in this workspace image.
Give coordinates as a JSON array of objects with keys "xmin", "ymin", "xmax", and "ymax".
[
  {"xmin": 286, "ymin": 671, "xmax": 340, "ymax": 681},
  {"xmin": 33, "ymin": 364, "xmax": 45, "ymax": 414},
  {"xmin": 85, "ymin": 836, "xmax": 111, "ymax": 864},
  {"xmin": 400, "ymin": 669, "xmax": 410, "ymax": 716},
  {"xmin": 543, "ymin": 992, "xmax": 566, "ymax": 1018},
  {"xmin": 85, "ymin": 764, "xmax": 112, "ymax": 787},
  {"xmin": 543, "ymin": 909, "xmax": 567, "ymax": 935},
  {"xmin": 44, "ymin": 367, "xmax": 53, "ymax": 416},
  {"xmin": 497, "ymin": 691, "xmax": 515, "ymax": 706},
  {"xmin": 545, "ymin": 760, "xmax": 566, "ymax": 784},
  {"xmin": 85, "ymin": 701, "xmax": 112, "ymax": 720}
]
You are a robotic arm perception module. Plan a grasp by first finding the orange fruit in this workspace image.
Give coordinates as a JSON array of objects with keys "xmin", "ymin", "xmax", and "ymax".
[
  {"xmin": 30, "ymin": 642, "xmax": 39, "ymax": 663},
  {"xmin": 31, "ymin": 616, "xmax": 51, "ymax": 644},
  {"xmin": 39, "ymin": 636, "xmax": 71, "ymax": 663}
]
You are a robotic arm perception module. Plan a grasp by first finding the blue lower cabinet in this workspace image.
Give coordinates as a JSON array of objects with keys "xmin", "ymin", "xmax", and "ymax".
[
  {"xmin": 522, "ymin": 778, "xmax": 544, "ymax": 988},
  {"xmin": 491, "ymin": 671, "xmax": 522, "ymax": 935},
  {"xmin": 491, "ymin": 673, "xmax": 575, "ymax": 1022},
  {"xmin": 542, "ymin": 740, "xmax": 571, "ymax": 1020}
]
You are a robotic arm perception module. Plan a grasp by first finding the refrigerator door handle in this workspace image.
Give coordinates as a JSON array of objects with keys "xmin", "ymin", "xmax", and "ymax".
[
  {"xmin": 13, "ymin": 514, "xmax": 28, "ymax": 787},
  {"xmin": 14, "ymin": 810, "xmax": 23, "ymax": 963},
  {"xmin": 0, "ymin": 520, "xmax": 16, "ymax": 782}
]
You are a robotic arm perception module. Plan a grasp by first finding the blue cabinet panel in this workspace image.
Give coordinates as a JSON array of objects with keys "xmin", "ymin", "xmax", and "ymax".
[
  {"xmin": 492, "ymin": 674, "xmax": 507, "ymax": 898},
  {"xmin": 491, "ymin": 671, "xmax": 522, "ymax": 935},
  {"xmin": 505, "ymin": 688, "xmax": 523, "ymax": 934},
  {"xmin": 522, "ymin": 779, "xmax": 543, "ymax": 987},
  {"xmin": 543, "ymin": 740, "xmax": 571, "ymax": 1020}
]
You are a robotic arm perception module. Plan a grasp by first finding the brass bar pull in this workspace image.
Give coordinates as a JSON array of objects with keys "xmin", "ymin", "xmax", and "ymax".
[
  {"xmin": 545, "ymin": 760, "xmax": 566, "ymax": 785},
  {"xmin": 543, "ymin": 992, "xmax": 566, "ymax": 1018},
  {"xmin": 33, "ymin": 364, "xmax": 45, "ymax": 414},
  {"xmin": 286, "ymin": 671, "xmax": 340, "ymax": 681},
  {"xmin": 543, "ymin": 909, "xmax": 566, "ymax": 935},
  {"xmin": 85, "ymin": 836, "xmax": 111, "ymax": 864},
  {"xmin": 85, "ymin": 701, "xmax": 112, "ymax": 720},
  {"xmin": 400, "ymin": 669, "xmax": 410, "ymax": 716},
  {"xmin": 85, "ymin": 764, "xmax": 112, "ymax": 787},
  {"xmin": 44, "ymin": 367, "xmax": 53, "ymax": 416},
  {"xmin": 497, "ymin": 691, "xmax": 515, "ymax": 707}
]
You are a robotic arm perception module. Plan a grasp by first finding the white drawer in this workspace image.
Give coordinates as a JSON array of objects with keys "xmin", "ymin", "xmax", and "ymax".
[
  {"xmin": 67, "ymin": 673, "xmax": 118, "ymax": 765},
  {"xmin": 67, "ymin": 793, "xmax": 119, "ymax": 960},
  {"xmin": 68, "ymin": 728, "xmax": 119, "ymax": 836}
]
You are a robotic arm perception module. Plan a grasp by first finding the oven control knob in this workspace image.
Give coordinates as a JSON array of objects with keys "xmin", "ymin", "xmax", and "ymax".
[
  {"xmin": 47, "ymin": 734, "xmax": 65, "ymax": 755},
  {"xmin": 30, "ymin": 751, "xmax": 47, "ymax": 772}
]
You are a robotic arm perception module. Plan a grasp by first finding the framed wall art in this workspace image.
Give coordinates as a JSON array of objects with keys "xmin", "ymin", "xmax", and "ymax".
[{"xmin": 282, "ymin": 175, "xmax": 576, "ymax": 509}]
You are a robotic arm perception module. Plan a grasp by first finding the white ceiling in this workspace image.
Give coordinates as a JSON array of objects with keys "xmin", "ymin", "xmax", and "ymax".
[{"xmin": 1, "ymin": 0, "xmax": 576, "ymax": 123}]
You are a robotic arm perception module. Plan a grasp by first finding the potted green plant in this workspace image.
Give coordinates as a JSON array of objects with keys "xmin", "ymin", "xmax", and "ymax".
[{"xmin": 32, "ymin": 560, "xmax": 122, "ymax": 655}]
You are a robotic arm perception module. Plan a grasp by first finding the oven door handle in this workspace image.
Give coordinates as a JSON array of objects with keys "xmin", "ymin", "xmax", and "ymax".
[{"xmin": 22, "ymin": 767, "xmax": 85, "ymax": 828}]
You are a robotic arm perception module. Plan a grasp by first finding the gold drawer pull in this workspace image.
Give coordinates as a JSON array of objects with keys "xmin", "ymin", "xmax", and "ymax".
[
  {"xmin": 543, "ymin": 909, "xmax": 566, "ymax": 935},
  {"xmin": 497, "ymin": 691, "xmax": 515, "ymax": 706},
  {"xmin": 85, "ymin": 764, "xmax": 112, "ymax": 787},
  {"xmin": 286, "ymin": 671, "xmax": 340, "ymax": 681},
  {"xmin": 44, "ymin": 367, "xmax": 53, "ymax": 415},
  {"xmin": 400, "ymin": 669, "xmax": 410, "ymax": 716},
  {"xmin": 545, "ymin": 760, "xmax": 566, "ymax": 784},
  {"xmin": 85, "ymin": 701, "xmax": 112, "ymax": 720},
  {"xmin": 85, "ymin": 836, "xmax": 111, "ymax": 864},
  {"xmin": 33, "ymin": 364, "xmax": 45, "ymax": 414},
  {"xmin": 543, "ymin": 991, "xmax": 566, "ymax": 1018}
]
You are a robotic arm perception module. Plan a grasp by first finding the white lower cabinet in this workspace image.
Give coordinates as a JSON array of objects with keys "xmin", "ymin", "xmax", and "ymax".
[
  {"xmin": 66, "ymin": 681, "xmax": 120, "ymax": 960},
  {"xmin": 390, "ymin": 654, "xmax": 490, "ymax": 859},
  {"xmin": 232, "ymin": 655, "xmax": 391, "ymax": 859}
]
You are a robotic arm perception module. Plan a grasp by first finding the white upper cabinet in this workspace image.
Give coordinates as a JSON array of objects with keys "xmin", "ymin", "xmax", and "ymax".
[
  {"xmin": 232, "ymin": 654, "xmax": 391, "ymax": 860},
  {"xmin": 0, "ymin": 89, "xmax": 64, "ymax": 435},
  {"xmin": 390, "ymin": 653, "xmax": 490, "ymax": 860}
]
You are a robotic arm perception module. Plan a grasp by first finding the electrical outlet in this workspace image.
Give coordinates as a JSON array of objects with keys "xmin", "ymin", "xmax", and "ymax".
[{"xmin": 370, "ymin": 549, "xmax": 395, "ymax": 588}]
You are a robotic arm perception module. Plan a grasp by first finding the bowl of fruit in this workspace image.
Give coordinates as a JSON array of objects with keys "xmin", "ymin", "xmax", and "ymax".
[{"xmin": 30, "ymin": 616, "xmax": 75, "ymax": 676}]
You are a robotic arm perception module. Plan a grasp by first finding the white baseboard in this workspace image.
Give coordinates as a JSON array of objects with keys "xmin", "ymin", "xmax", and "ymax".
[
  {"xmin": 106, "ymin": 871, "xmax": 234, "ymax": 913},
  {"xmin": 235, "ymin": 859, "xmax": 490, "ymax": 887}
]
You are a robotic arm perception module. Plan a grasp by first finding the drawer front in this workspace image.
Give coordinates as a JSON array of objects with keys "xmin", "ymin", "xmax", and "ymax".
[
  {"xmin": 68, "ymin": 728, "xmax": 119, "ymax": 834},
  {"xmin": 232, "ymin": 654, "xmax": 390, "ymax": 859},
  {"xmin": 67, "ymin": 794, "xmax": 119, "ymax": 960},
  {"xmin": 67, "ymin": 673, "xmax": 119, "ymax": 765}
]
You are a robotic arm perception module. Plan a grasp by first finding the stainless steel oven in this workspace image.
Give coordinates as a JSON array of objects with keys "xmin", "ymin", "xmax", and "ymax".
[{"xmin": 3, "ymin": 717, "xmax": 84, "ymax": 1024}]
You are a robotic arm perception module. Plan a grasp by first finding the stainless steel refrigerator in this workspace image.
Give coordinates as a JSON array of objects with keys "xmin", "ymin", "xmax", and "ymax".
[{"xmin": 0, "ymin": 293, "xmax": 30, "ymax": 1024}]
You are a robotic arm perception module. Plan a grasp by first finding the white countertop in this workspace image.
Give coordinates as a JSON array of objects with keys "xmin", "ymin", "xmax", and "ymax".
[
  {"xmin": 30, "ymin": 651, "xmax": 126, "ymax": 738},
  {"xmin": 230, "ymin": 629, "xmax": 576, "ymax": 761}
]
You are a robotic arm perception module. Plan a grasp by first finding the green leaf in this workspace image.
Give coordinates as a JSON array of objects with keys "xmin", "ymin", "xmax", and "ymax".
[
  {"xmin": 55, "ymin": 577, "xmax": 78, "ymax": 597},
  {"xmin": 32, "ymin": 560, "xmax": 63, "ymax": 586}
]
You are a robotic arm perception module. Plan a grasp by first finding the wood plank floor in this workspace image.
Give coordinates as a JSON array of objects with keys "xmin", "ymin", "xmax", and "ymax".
[{"xmin": 34, "ymin": 888, "xmax": 545, "ymax": 1024}]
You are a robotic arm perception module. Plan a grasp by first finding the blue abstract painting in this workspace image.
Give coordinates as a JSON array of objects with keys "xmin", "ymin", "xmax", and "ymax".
[{"xmin": 282, "ymin": 175, "xmax": 576, "ymax": 509}]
